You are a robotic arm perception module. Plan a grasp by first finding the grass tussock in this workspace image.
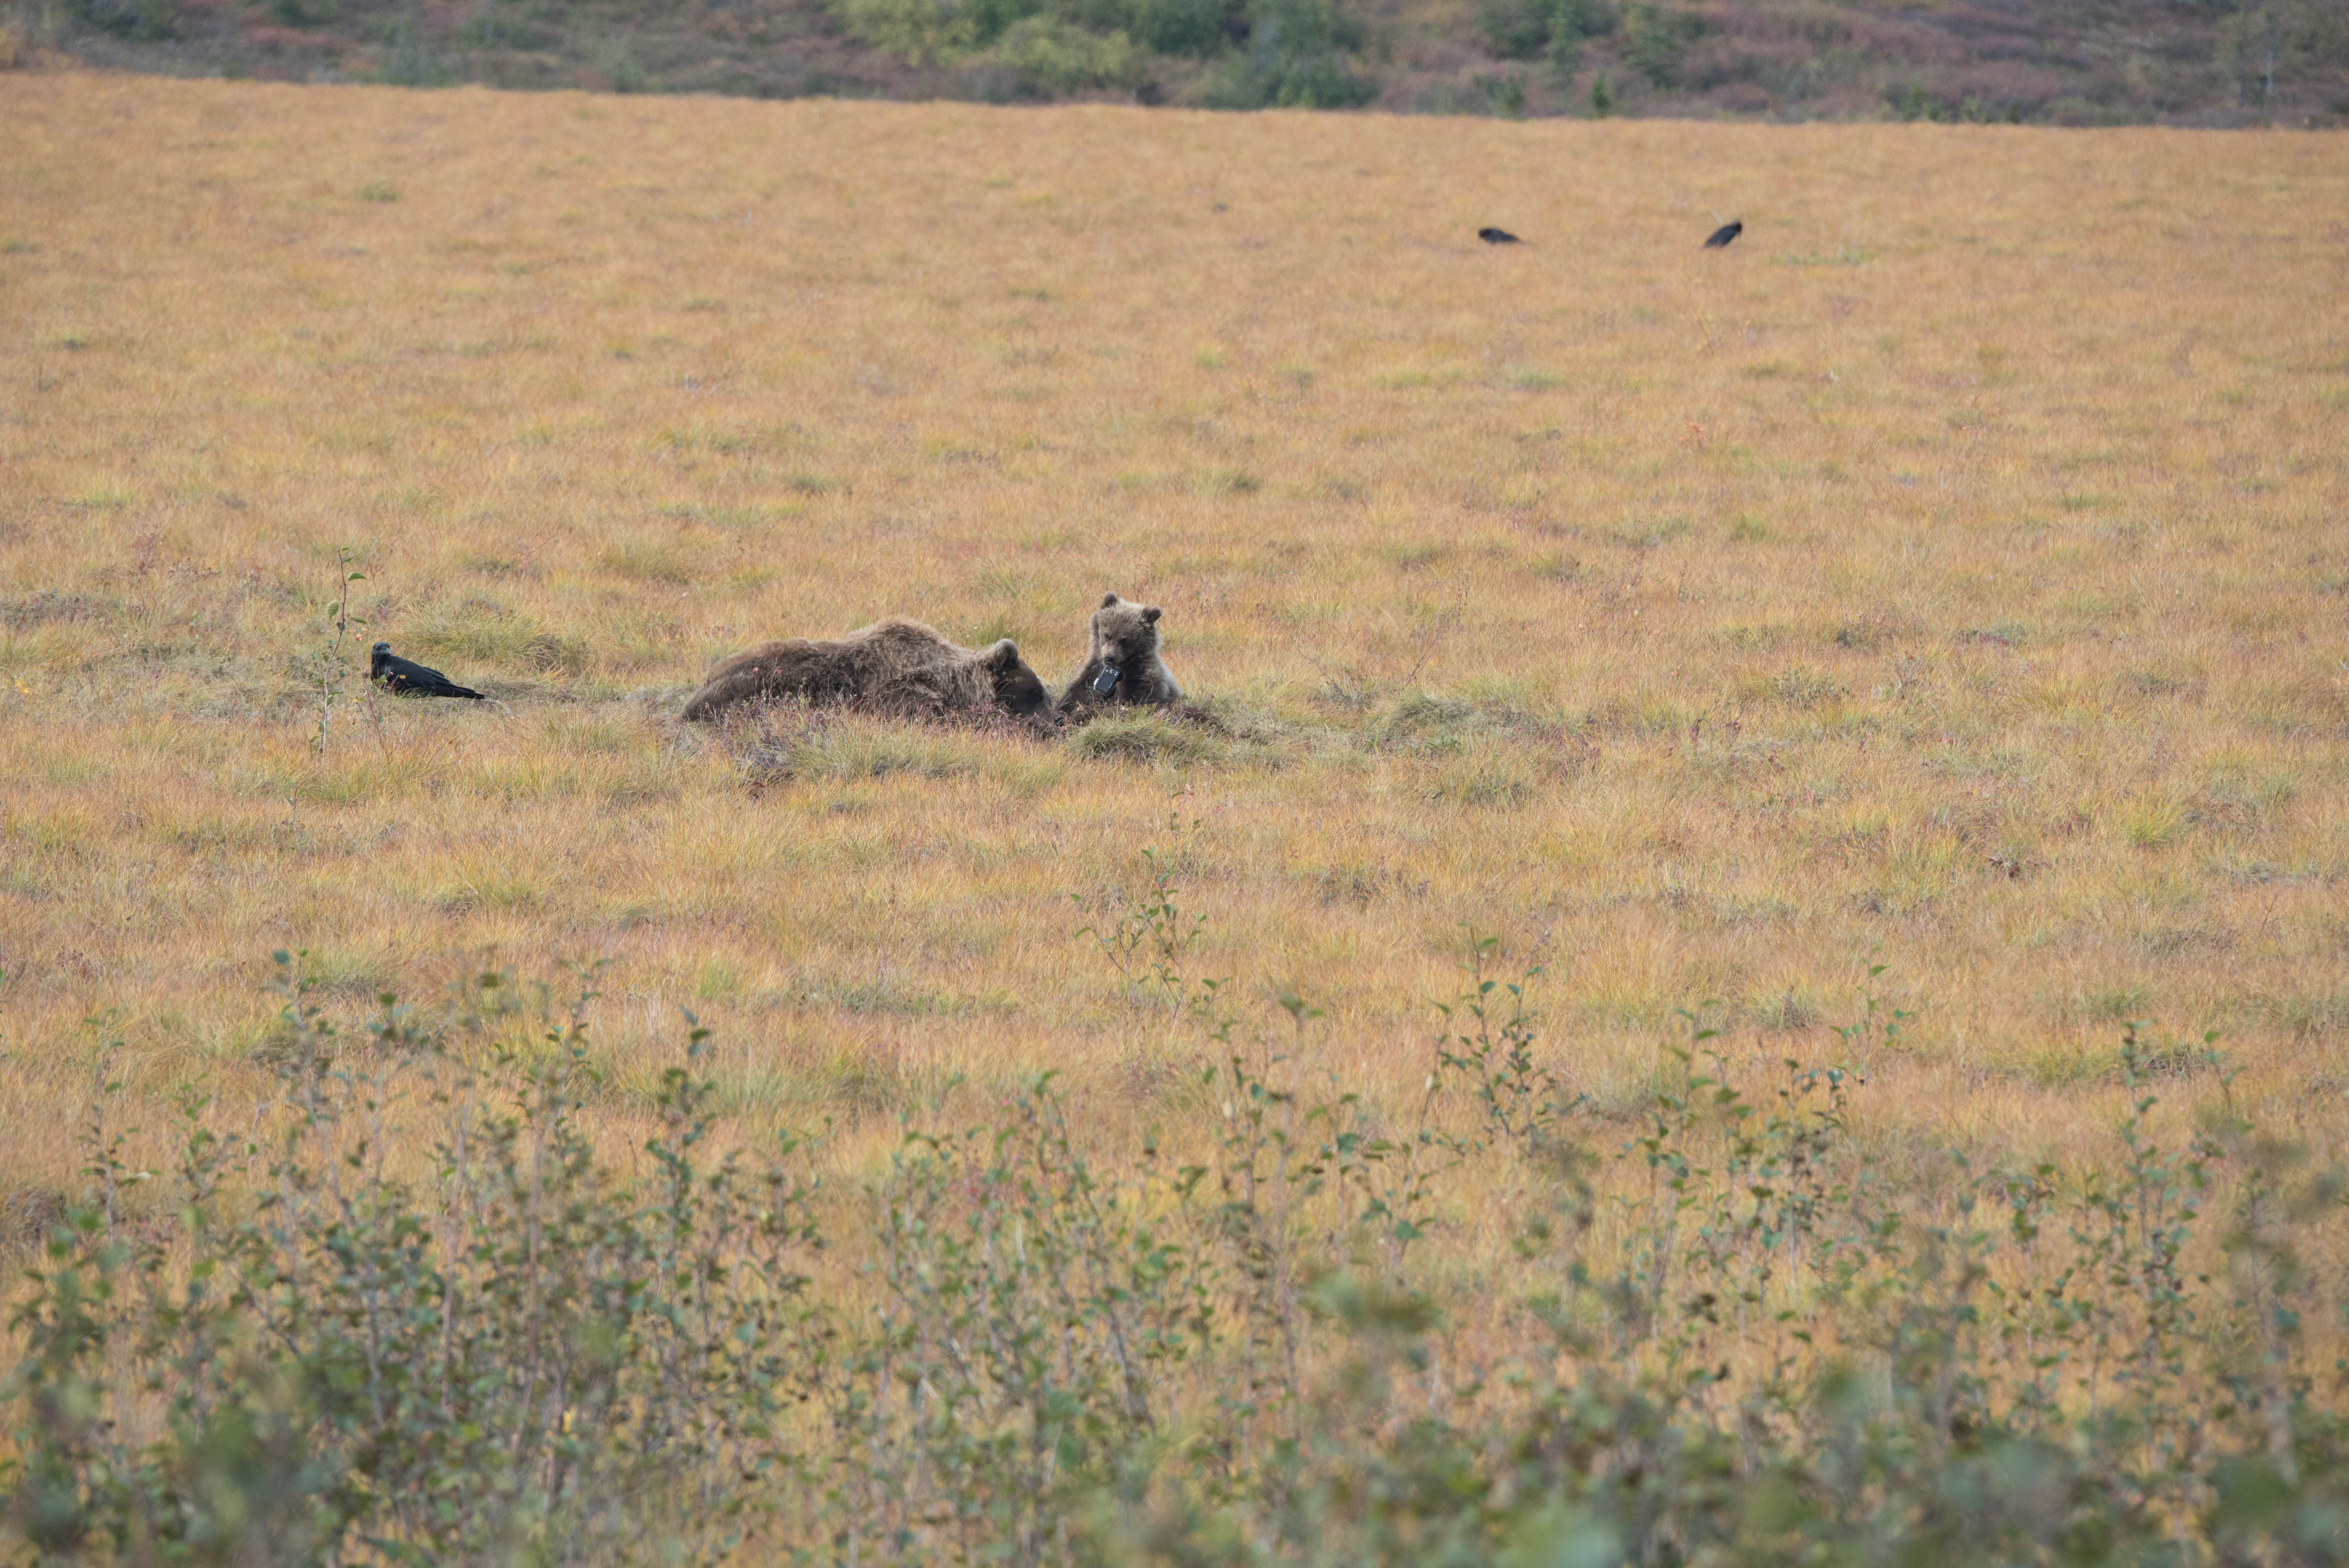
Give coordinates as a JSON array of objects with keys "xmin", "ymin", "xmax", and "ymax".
[
  {"xmin": 1069, "ymin": 710, "xmax": 1226, "ymax": 768},
  {"xmin": 403, "ymin": 596, "xmax": 595, "ymax": 677}
]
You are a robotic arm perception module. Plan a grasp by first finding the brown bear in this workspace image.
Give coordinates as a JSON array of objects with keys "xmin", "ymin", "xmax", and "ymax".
[
  {"xmin": 1058, "ymin": 592, "xmax": 1183, "ymax": 716},
  {"xmin": 681, "ymin": 617, "xmax": 1057, "ymax": 727}
]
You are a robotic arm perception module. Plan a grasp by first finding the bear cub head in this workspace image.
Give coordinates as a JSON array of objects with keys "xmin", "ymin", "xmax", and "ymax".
[
  {"xmin": 980, "ymin": 639, "xmax": 1055, "ymax": 723},
  {"xmin": 1086, "ymin": 593, "xmax": 1163, "ymax": 672}
]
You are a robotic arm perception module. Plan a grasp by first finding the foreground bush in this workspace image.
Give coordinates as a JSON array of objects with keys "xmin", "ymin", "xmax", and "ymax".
[{"xmin": 5, "ymin": 954, "xmax": 2347, "ymax": 1565}]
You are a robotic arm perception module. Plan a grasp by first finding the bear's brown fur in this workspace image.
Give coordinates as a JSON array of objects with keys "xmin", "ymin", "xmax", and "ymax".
[
  {"xmin": 681, "ymin": 617, "xmax": 1056, "ymax": 727},
  {"xmin": 1059, "ymin": 593, "xmax": 1183, "ymax": 716}
]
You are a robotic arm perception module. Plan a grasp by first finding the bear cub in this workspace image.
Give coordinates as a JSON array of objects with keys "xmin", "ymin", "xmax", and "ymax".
[
  {"xmin": 1059, "ymin": 592, "xmax": 1182, "ymax": 716},
  {"xmin": 682, "ymin": 617, "xmax": 1055, "ymax": 727}
]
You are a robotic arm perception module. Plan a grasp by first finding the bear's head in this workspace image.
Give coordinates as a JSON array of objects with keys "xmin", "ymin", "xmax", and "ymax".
[
  {"xmin": 1087, "ymin": 592, "xmax": 1163, "ymax": 669},
  {"xmin": 980, "ymin": 640, "xmax": 1057, "ymax": 726}
]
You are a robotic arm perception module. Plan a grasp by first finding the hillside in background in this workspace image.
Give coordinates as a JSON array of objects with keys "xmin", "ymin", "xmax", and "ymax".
[{"xmin": 6, "ymin": 0, "xmax": 2346, "ymax": 122}]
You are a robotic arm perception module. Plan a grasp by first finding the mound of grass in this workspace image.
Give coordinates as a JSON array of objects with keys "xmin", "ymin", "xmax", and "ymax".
[
  {"xmin": 1069, "ymin": 710, "xmax": 1225, "ymax": 767},
  {"xmin": 1373, "ymin": 686, "xmax": 1562, "ymax": 754},
  {"xmin": 403, "ymin": 597, "xmax": 594, "ymax": 677}
]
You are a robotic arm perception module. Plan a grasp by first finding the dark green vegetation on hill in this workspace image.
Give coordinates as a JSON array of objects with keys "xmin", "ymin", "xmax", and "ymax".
[{"xmin": 8, "ymin": 0, "xmax": 2347, "ymax": 121}]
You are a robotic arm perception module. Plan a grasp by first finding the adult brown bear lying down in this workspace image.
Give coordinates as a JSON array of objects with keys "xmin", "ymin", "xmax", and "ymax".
[{"xmin": 681, "ymin": 618, "xmax": 1057, "ymax": 727}]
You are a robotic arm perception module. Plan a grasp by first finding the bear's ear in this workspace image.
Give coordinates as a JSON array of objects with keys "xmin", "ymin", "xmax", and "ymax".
[
  {"xmin": 1142, "ymin": 605, "xmax": 1162, "ymax": 624},
  {"xmin": 985, "ymin": 638, "xmax": 1021, "ymax": 667},
  {"xmin": 1100, "ymin": 592, "xmax": 1120, "ymax": 609}
]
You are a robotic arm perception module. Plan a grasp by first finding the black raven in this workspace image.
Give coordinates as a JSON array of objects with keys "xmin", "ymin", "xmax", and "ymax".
[
  {"xmin": 1703, "ymin": 220, "xmax": 1743, "ymax": 249},
  {"xmin": 1478, "ymin": 227, "xmax": 1523, "ymax": 244},
  {"xmin": 370, "ymin": 642, "xmax": 485, "ymax": 700}
]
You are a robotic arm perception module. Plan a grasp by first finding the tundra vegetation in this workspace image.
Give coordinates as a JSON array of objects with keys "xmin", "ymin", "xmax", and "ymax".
[
  {"xmin": 1, "ymin": 78, "xmax": 2347, "ymax": 1561},
  {"xmin": 4, "ymin": 0, "xmax": 2347, "ymax": 123}
]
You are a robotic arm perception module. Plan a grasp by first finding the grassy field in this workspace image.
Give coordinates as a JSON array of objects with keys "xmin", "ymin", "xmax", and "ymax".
[{"xmin": 2, "ymin": 74, "xmax": 2346, "ymax": 1237}]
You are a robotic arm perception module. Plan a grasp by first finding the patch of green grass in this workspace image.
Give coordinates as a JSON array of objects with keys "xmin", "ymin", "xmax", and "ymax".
[
  {"xmin": 2082, "ymin": 985, "xmax": 2152, "ymax": 1023},
  {"xmin": 2119, "ymin": 792, "xmax": 2189, "ymax": 850},
  {"xmin": 2014, "ymin": 1038, "xmax": 2105, "ymax": 1088},
  {"xmin": 436, "ymin": 871, "xmax": 543, "ymax": 913},
  {"xmin": 1425, "ymin": 747, "xmax": 1537, "ymax": 809},
  {"xmin": 1069, "ymin": 713, "xmax": 1222, "ymax": 767},
  {"xmin": 1379, "ymin": 540, "xmax": 1449, "ymax": 571},
  {"xmin": 600, "ymin": 538, "xmax": 692, "ymax": 583},
  {"xmin": 1959, "ymin": 622, "xmax": 2028, "ymax": 648},
  {"xmin": 2265, "ymin": 989, "xmax": 2349, "ymax": 1041},
  {"xmin": 297, "ymin": 945, "xmax": 399, "ymax": 1000},
  {"xmin": 405, "ymin": 597, "xmax": 593, "ymax": 675},
  {"xmin": 803, "ymin": 974, "xmax": 975, "ymax": 1018},
  {"xmin": 1746, "ymin": 986, "xmax": 1824, "ymax": 1032},
  {"xmin": 1379, "ymin": 689, "xmax": 1480, "ymax": 745},
  {"xmin": 1739, "ymin": 667, "xmax": 1843, "ymax": 709},
  {"xmin": 1717, "ymin": 622, "xmax": 1793, "ymax": 652}
]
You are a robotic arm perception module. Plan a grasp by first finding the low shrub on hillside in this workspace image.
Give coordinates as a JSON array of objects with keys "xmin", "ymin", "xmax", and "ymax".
[
  {"xmin": 837, "ymin": 0, "xmax": 1248, "ymax": 73},
  {"xmin": 971, "ymin": 15, "xmax": 1148, "ymax": 93},
  {"xmin": 833, "ymin": 0, "xmax": 1372, "ymax": 103},
  {"xmin": 6, "ymin": 951, "xmax": 2347, "ymax": 1565},
  {"xmin": 1476, "ymin": 0, "xmax": 1613, "ymax": 71},
  {"xmin": 1200, "ymin": 0, "xmax": 1377, "ymax": 107}
]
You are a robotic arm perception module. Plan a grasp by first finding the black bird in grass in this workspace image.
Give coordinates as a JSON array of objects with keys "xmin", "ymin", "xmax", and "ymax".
[
  {"xmin": 1478, "ymin": 226, "xmax": 1524, "ymax": 244},
  {"xmin": 1703, "ymin": 219, "xmax": 1743, "ymax": 249},
  {"xmin": 371, "ymin": 642, "xmax": 486, "ymax": 700}
]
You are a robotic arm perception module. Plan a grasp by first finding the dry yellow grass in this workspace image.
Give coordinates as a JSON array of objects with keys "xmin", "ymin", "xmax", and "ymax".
[{"xmin": 2, "ymin": 76, "xmax": 2346, "ymax": 1236}]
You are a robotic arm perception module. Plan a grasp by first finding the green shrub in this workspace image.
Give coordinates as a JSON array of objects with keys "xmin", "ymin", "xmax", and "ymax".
[
  {"xmin": 837, "ymin": 0, "xmax": 1171, "ymax": 79},
  {"xmin": 1617, "ymin": 0, "xmax": 1698, "ymax": 86},
  {"xmin": 836, "ymin": 0, "xmax": 982, "ymax": 65},
  {"xmin": 1476, "ymin": 0, "xmax": 1610, "ymax": 65},
  {"xmin": 1477, "ymin": 0, "xmax": 1548, "ymax": 61},
  {"xmin": 374, "ymin": 13, "xmax": 446, "ymax": 85},
  {"xmin": 1122, "ymin": 0, "xmax": 1237, "ymax": 56},
  {"xmin": 1202, "ymin": 0, "xmax": 1377, "ymax": 107},
  {"xmin": 973, "ymin": 15, "xmax": 1146, "ymax": 93},
  {"xmin": 9, "ymin": 950, "xmax": 2349, "ymax": 1566},
  {"xmin": 2, "ymin": 960, "xmax": 826, "ymax": 1564},
  {"xmin": 65, "ymin": 0, "xmax": 173, "ymax": 39}
]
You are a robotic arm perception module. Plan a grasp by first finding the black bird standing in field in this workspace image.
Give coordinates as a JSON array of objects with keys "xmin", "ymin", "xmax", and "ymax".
[
  {"xmin": 1703, "ymin": 219, "xmax": 1743, "ymax": 249},
  {"xmin": 370, "ymin": 642, "xmax": 486, "ymax": 700},
  {"xmin": 1478, "ymin": 227, "xmax": 1523, "ymax": 244}
]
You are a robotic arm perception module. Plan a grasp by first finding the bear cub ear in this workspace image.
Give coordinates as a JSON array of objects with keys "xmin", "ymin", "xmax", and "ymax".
[
  {"xmin": 1100, "ymin": 591, "xmax": 1121, "ymax": 609},
  {"xmin": 984, "ymin": 639, "xmax": 1022, "ymax": 666},
  {"xmin": 1142, "ymin": 605, "xmax": 1162, "ymax": 624}
]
